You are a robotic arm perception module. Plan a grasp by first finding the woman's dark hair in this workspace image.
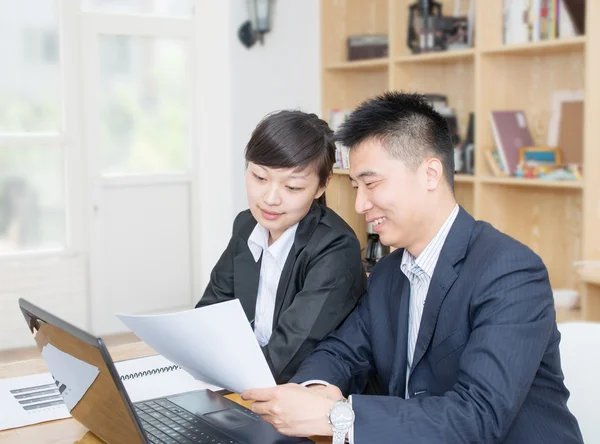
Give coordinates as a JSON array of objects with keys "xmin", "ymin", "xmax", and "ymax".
[{"xmin": 245, "ymin": 110, "xmax": 336, "ymax": 206}]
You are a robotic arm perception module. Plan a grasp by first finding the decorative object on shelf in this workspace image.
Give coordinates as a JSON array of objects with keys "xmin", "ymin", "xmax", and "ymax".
[
  {"xmin": 407, "ymin": 0, "xmax": 473, "ymax": 53},
  {"xmin": 547, "ymin": 90, "xmax": 584, "ymax": 165},
  {"xmin": 514, "ymin": 146, "xmax": 580, "ymax": 180},
  {"xmin": 407, "ymin": 0, "xmax": 442, "ymax": 53},
  {"xmin": 364, "ymin": 222, "xmax": 390, "ymax": 272},
  {"xmin": 519, "ymin": 146, "xmax": 562, "ymax": 165},
  {"xmin": 238, "ymin": 0, "xmax": 275, "ymax": 49},
  {"xmin": 490, "ymin": 110, "xmax": 534, "ymax": 175},
  {"xmin": 347, "ymin": 35, "xmax": 388, "ymax": 61},
  {"xmin": 460, "ymin": 112, "xmax": 475, "ymax": 174},
  {"xmin": 485, "ymin": 150, "xmax": 508, "ymax": 177},
  {"xmin": 329, "ymin": 109, "xmax": 352, "ymax": 169}
]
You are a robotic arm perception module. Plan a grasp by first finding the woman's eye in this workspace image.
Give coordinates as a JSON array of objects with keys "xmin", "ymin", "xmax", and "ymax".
[
  {"xmin": 253, "ymin": 173, "xmax": 266, "ymax": 181},
  {"xmin": 286, "ymin": 186, "xmax": 303, "ymax": 191}
]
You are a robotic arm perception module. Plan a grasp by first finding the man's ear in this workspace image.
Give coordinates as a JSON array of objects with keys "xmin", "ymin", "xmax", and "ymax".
[{"xmin": 425, "ymin": 158, "xmax": 444, "ymax": 191}]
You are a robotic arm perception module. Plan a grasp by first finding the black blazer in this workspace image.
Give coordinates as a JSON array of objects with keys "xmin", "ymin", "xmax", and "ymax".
[
  {"xmin": 292, "ymin": 207, "xmax": 583, "ymax": 443},
  {"xmin": 196, "ymin": 202, "xmax": 366, "ymax": 383}
]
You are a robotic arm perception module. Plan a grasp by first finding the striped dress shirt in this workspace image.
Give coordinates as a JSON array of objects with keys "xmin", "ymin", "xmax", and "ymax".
[{"xmin": 401, "ymin": 204, "xmax": 459, "ymax": 398}]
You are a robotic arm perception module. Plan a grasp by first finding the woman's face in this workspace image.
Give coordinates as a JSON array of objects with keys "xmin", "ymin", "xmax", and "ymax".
[{"xmin": 246, "ymin": 162, "xmax": 326, "ymax": 243}]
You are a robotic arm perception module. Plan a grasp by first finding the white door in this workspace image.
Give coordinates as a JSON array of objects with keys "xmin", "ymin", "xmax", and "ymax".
[{"xmin": 81, "ymin": 11, "xmax": 198, "ymax": 335}]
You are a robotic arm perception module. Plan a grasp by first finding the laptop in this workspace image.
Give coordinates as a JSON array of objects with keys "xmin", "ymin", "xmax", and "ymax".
[{"xmin": 19, "ymin": 298, "xmax": 313, "ymax": 444}]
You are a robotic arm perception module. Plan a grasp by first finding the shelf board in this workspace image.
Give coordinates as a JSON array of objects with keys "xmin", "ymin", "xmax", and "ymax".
[
  {"xmin": 324, "ymin": 58, "xmax": 389, "ymax": 71},
  {"xmin": 395, "ymin": 48, "xmax": 475, "ymax": 64},
  {"xmin": 479, "ymin": 176, "xmax": 583, "ymax": 189},
  {"xmin": 455, "ymin": 174, "xmax": 476, "ymax": 183},
  {"xmin": 577, "ymin": 267, "xmax": 600, "ymax": 286},
  {"xmin": 332, "ymin": 169, "xmax": 350, "ymax": 175},
  {"xmin": 482, "ymin": 36, "xmax": 586, "ymax": 56}
]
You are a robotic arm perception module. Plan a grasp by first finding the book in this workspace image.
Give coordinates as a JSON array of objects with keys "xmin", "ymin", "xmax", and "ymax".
[
  {"xmin": 490, "ymin": 110, "xmax": 534, "ymax": 175},
  {"xmin": 114, "ymin": 354, "xmax": 222, "ymax": 403}
]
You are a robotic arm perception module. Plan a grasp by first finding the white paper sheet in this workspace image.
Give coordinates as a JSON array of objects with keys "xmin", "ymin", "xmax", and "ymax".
[
  {"xmin": 0, "ymin": 373, "xmax": 71, "ymax": 431},
  {"xmin": 116, "ymin": 299, "xmax": 275, "ymax": 393},
  {"xmin": 115, "ymin": 355, "xmax": 222, "ymax": 402},
  {"xmin": 41, "ymin": 344, "xmax": 100, "ymax": 411}
]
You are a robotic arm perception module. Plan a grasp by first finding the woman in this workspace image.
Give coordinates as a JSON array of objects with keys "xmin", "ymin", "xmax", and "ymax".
[{"xmin": 196, "ymin": 110, "xmax": 366, "ymax": 383}]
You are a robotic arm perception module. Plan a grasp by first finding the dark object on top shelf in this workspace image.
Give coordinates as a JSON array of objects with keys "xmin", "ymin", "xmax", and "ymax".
[
  {"xmin": 407, "ymin": 0, "xmax": 469, "ymax": 53},
  {"xmin": 347, "ymin": 34, "xmax": 388, "ymax": 61},
  {"xmin": 407, "ymin": 0, "xmax": 442, "ymax": 53}
]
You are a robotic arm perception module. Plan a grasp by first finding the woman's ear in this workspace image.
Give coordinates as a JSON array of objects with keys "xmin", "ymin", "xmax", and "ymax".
[{"xmin": 314, "ymin": 174, "xmax": 331, "ymax": 199}]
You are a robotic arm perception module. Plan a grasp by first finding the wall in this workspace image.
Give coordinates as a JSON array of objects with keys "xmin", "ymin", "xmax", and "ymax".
[{"xmin": 230, "ymin": 0, "xmax": 321, "ymax": 213}]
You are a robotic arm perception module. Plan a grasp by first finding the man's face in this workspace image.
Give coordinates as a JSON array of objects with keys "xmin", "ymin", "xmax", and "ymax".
[{"xmin": 349, "ymin": 138, "xmax": 429, "ymax": 250}]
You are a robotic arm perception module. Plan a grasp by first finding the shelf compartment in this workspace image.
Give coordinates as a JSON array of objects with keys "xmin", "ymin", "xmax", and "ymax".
[
  {"xmin": 325, "ymin": 58, "xmax": 389, "ymax": 71},
  {"xmin": 393, "ymin": 57, "xmax": 474, "ymax": 143},
  {"xmin": 478, "ymin": 184, "xmax": 582, "ymax": 290},
  {"xmin": 322, "ymin": 69, "xmax": 388, "ymax": 114},
  {"xmin": 321, "ymin": 0, "xmax": 389, "ymax": 66},
  {"xmin": 482, "ymin": 36, "xmax": 586, "ymax": 57}
]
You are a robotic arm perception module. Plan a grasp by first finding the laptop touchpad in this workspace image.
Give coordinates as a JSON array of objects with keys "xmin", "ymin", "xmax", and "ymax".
[{"xmin": 203, "ymin": 408, "xmax": 256, "ymax": 429}]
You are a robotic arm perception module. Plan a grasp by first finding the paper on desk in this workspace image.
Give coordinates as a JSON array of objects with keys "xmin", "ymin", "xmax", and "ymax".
[
  {"xmin": 115, "ymin": 355, "xmax": 222, "ymax": 402},
  {"xmin": 0, "ymin": 372, "xmax": 71, "ymax": 431},
  {"xmin": 41, "ymin": 344, "xmax": 100, "ymax": 411},
  {"xmin": 116, "ymin": 299, "xmax": 275, "ymax": 393}
]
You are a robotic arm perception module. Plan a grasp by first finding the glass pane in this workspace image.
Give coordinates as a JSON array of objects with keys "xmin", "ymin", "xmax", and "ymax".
[
  {"xmin": 98, "ymin": 36, "xmax": 190, "ymax": 174},
  {"xmin": 0, "ymin": 0, "xmax": 61, "ymax": 132},
  {"xmin": 0, "ymin": 146, "xmax": 65, "ymax": 252},
  {"xmin": 82, "ymin": 0, "xmax": 194, "ymax": 17}
]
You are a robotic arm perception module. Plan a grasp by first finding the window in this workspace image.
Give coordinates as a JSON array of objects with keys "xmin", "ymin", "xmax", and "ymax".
[{"xmin": 0, "ymin": 0, "xmax": 66, "ymax": 253}]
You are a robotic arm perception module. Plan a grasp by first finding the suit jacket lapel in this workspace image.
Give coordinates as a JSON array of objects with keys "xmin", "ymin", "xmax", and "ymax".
[
  {"xmin": 388, "ymin": 266, "xmax": 411, "ymax": 398},
  {"xmin": 409, "ymin": 207, "xmax": 475, "ymax": 374},
  {"xmin": 271, "ymin": 202, "xmax": 322, "ymax": 328}
]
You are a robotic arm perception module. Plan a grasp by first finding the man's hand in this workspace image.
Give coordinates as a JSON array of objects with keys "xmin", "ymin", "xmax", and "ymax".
[
  {"xmin": 306, "ymin": 383, "xmax": 343, "ymax": 401},
  {"xmin": 241, "ymin": 383, "xmax": 337, "ymax": 437}
]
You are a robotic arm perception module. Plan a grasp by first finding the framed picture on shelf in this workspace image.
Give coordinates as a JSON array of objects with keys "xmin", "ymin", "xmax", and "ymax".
[{"xmin": 519, "ymin": 146, "xmax": 562, "ymax": 165}]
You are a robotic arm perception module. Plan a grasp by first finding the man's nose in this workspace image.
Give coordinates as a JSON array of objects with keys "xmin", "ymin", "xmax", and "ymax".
[{"xmin": 355, "ymin": 187, "xmax": 373, "ymax": 214}]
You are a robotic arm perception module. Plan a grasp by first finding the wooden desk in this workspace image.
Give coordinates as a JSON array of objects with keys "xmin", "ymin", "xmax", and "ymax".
[
  {"xmin": 578, "ymin": 268, "xmax": 600, "ymax": 321},
  {"xmin": 0, "ymin": 342, "xmax": 328, "ymax": 444}
]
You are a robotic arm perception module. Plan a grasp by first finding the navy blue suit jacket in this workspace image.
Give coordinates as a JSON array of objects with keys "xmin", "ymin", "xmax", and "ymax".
[{"xmin": 291, "ymin": 207, "xmax": 583, "ymax": 443}]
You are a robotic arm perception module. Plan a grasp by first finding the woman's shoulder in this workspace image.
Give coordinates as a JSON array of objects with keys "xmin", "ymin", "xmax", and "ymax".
[
  {"xmin": 317, "ymin": 204, "xmax": 358, "ymax": 236},
  {"xmin": 232, "ymin": 209, "xmax": 257, "ymax": 237}
]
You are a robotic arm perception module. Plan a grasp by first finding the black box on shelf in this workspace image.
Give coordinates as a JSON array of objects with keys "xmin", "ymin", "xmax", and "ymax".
[{"xmin": 347, "ymin": 34, "xmax": 388, "ymax": 61}]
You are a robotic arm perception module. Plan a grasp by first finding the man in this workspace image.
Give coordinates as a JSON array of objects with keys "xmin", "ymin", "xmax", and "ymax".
[{"xmin": 242, "ymin": 92, "xmax": 583, "ymax": 443}]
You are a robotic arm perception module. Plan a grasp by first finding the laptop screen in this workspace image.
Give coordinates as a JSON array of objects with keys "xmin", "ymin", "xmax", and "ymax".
[{"xmin": 20, "ymin": 299, "xmax": 146, "ymax": 444}]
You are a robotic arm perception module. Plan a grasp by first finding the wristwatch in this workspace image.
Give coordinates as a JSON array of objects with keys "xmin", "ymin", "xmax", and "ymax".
[{"xmin": 328, "ymin": 399, "xmax": 355, "ymax": 444}]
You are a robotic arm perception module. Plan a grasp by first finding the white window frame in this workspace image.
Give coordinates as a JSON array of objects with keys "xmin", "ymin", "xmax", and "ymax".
[{"xmin": 0, "ymin": 0, "xmax": 84, "ymax": 259}]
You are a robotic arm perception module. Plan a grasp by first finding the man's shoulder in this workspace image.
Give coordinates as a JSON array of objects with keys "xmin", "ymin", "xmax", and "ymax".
[{"xmin": 468, "ymin": 219, "xmax": 544, "ymax": 269}]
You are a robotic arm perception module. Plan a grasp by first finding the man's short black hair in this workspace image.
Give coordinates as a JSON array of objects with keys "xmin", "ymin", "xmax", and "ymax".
[{"xmin": 336, "ymin": 91, "xmax": 455, "ymax": 191}]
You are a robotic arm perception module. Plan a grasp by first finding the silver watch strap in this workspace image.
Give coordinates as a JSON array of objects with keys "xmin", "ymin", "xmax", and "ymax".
[{"xmin": 332, "ymin": 429, "xmax": 347, "ymax": 444}]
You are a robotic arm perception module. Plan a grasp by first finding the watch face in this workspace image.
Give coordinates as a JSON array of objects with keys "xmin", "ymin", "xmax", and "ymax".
[{"xmin": 330, "ymin": 402, "xmax": 355, "ymax": 430}]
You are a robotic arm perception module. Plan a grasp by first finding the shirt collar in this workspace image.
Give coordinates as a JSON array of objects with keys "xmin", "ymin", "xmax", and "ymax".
[
  {"xmin": 247, "ymin": 222, "xmax": 299, "ymax": 266},
  {"xmin": 401, "ymin": 204, "xmax": 459, "ymax": 279}
]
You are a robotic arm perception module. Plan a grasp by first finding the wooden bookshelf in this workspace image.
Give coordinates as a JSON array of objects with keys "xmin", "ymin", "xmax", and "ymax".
[{"xmin": 321, "ymin": 0, "xmax": 600, "ymax": 321}]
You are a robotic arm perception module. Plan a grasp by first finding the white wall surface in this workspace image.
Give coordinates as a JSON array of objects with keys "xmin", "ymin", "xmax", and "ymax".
[
  {"xmin": 230, "ymin": 0, "xmax": 321, "ymax": 213},
  {"xmin": 0, "ymin": 0, "xmax": 320, "ymax": 350}
]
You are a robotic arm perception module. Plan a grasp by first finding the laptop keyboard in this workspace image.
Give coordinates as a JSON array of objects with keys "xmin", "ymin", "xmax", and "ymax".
[{"xmin": 134, "ymin": 399, "xmax": 242, "ymax": 444}]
